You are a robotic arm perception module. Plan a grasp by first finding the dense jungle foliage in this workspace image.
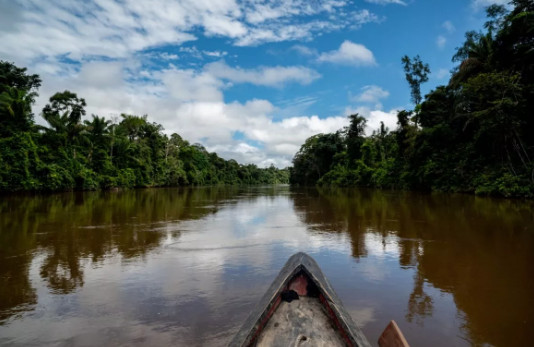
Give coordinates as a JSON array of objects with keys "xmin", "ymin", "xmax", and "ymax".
[
  {"xmin": 0, "ymin": 65, "xmax": 289, "ymax": 192},
  {"xmin": 291, "ymin": 1, "xmax": 534, "ymax": 198}
]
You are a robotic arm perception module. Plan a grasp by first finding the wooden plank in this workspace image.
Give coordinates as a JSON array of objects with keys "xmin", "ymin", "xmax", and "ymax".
[
  {"xmin": 255, "ymin": 297, "xmax": 347, "ymax": 346},
  {"xmin": 378, "ymin": 320, "xmax": 410, "ymax": 347}
]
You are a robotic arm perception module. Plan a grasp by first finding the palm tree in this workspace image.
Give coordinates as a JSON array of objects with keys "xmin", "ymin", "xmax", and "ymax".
[
  {"xmin": 83, "ymin": 115, "xmax": 110, "ymax": 166},
  {"xmin": 0, "ymin": 86, "xmax": 36, "ymax": 137},
  {"xmin": 450, "ymin": 31, "xmax": 496, "ymax": 87}
]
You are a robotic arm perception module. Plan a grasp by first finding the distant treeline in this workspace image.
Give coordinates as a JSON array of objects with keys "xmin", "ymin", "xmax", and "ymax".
[
  {"xmin": 290, "ymin": 1, "xmax": 534, "ymax": 198},
  {"xmin": 0, "ymin": 65, "xmax": 289, "ymax": 192}
]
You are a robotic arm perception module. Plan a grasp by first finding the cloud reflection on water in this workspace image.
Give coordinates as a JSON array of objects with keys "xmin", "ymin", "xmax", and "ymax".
[{"xmin": 1, "ymin": 186, "xmax": 533, "ymax": 346}]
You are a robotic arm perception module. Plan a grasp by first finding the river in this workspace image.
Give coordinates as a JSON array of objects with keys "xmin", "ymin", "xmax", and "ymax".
[{"xmin": 0, "ymin": 186, "xmax": 533, "ymax": 346}]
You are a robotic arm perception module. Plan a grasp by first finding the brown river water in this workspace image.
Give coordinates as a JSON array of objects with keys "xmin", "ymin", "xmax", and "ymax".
[{"xmin": 0, "ymin": 186, "xmax": 533, "ymax": 346}]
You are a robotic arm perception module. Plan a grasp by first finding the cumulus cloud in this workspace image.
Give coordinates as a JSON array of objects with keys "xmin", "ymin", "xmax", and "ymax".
[
  {"xmin": 318, "ymin": 41, "xmax": 377, "ymax": 66},
  {"xmin": 170, "ymin": 100, "xmax": 349, "ymax": 167}
]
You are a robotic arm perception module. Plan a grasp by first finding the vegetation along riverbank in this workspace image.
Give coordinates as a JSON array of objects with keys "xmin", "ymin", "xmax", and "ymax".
[
  {"xmin": 0, "ymin": 64, "xmax": 289, "ymax": 192},
  {"xmin": 290, "ymin": 2, "xmax": 534, "ymax": 198}
]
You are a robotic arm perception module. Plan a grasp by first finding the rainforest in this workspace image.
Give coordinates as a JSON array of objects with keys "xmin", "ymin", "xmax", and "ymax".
[
  {"xmin": 0, "ymin": 65, "xmax": 289, "ymax": 192},
  {"xmin": 290, "ymin": 2, "xmax": 534, "ymax": 198}
]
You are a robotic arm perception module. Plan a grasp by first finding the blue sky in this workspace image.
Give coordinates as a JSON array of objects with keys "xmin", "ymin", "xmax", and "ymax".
[{"xmin": 0, "ymin": 0, "xmax": 507, "ymax": 167}]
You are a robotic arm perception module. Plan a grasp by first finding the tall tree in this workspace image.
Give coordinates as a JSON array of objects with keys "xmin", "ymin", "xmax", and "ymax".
[
  {"xmin": 450, "ymin": 31, "xmax": 496, "ymax": 86},
  {"xmin": 41, "ymin": 91, "xmax": 87, "ymax": 158},
  {"xmin": 346, "ymin": 113, "xmax": 367, "ymax": 163},
  {"xmin": 84, "ymin": 115, "xmax": 111, "ymax": 171},
  {"xmin": 401, "ymin": 55, "xmax": 431, "ymax": 107}
]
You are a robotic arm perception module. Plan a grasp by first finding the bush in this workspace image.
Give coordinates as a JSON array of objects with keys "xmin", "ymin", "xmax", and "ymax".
[
  {"xmin": 99, "ymin": 175, "xmax": 117, "ymax": 189},
  {"xmin": 0, "ymin": 132, "xmax": 42, "ymax": 191},
  {"xmin": 42, "ymin": 163, "xmax": 74, "ymax": 191},
  {"xmin": 318, "ymin": 166, "xmax": 358, "ymax": 187},
  {"xmin": 116, "ymin": 168, "xmax": 136, "ymax": 188},
  {"xmin": 74, "ymin": 165, "xmax": 99, "ymax": 190},
  {"xmin": 474, "ymin": 173, "xmax": 533, "ymax": 198}
]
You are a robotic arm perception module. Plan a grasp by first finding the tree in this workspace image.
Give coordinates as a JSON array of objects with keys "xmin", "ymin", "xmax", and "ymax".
[
  {"xmin": 0, "ymin": 86, "xmax": 36, "ymax": 137},
  {"xmin": 290, "ymin": 133, "xmax": 344, "ymax": 185},
  {"xmin": 345, "ymin": 113, "xmax": 367, "ymax": 163},
  {"xmin": 84, "ymin": 115, "xmax": 111, "ymax": 172},
  {"xmin": 457, "ymin": 72, "xmax": 529, "ymax": 175},
  {"xmin": 0, "ymin": 61, "xmax": 41, "ymax": 94},
  {"xmin": 0, "ymin": 61, "xmax": 41, "ymax": 137},
  {"xmin": 450, "ymin": 31, "xmax": 496, "ymax": 87},
  {"xmin": 401, "ymin": 55, "xmax": 430, "ymax": 107},
  {"xmin": 119, "ymin": 114, "xmax": 146, "ymax": 142},
  {"xmin": 41, "ymin": 91, "xmax": 87, "ymax": 157}
]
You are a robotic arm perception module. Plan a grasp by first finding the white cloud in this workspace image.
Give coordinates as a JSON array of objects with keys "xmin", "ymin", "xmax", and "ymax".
[
  {"xmin": 436, "ymin": 35, "xmax": 447, "ymax": 49},
  {"xmin": 171, "ymin": 47, "xmax": 228, "ymax": 60},
  {"xmin": 235, "ymin": 20, "xmax": 344, "ymax": 46},
  {"xmin": 74, "ymin": 61, "xmax": 125, "ymax": 91},
  {"xmin": 351, "ymin": 85, "xmax": 390, "ymax": 105},
  {"xmin": 172, "ymin": 100, "xmax": 349, "ymax": 167},
  {"xmin": 178, "ymin": 46, "xmax": 203, "ymax": 59},
  {"xmin": 159, "ymin": 53, "xmax": 179, "ymax": 61},
  {"xmin": 364, "ymin": 0, "xmax": 406, "ymax": 5},
  {"xmin": 318, "ymin": 41, "xmax": 377, "ymax": 66},
  {"xmin": 203, "ymin": 50, "xmax": 228, "ymax": 58},
  {"xmin": 442, "ymin": 21, "xmax": 455, "ymax": 33},
  {"xmin": 0, "ymin": 0, "xmax": 379, "ymax": 64},
  {"xmin": 205, "ymin": 61, "xmax": 321, "ymax": 87},
  {"xmin": 235, "ymin": 8, "xmax": 379, "ymax": 46},
  {"xmin": 1, "ymin": 0, "xmax": 199, "ymax": 62},
  {"xmin": 244, "ymin": 0, "xmax": 344, "ymax": 24},
  {"xmin": 161, "ymin": 69, "xmax": 224, "ymax": 102}
]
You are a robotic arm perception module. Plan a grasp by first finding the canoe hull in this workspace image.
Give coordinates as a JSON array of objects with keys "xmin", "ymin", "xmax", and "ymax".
[{"xmin": 229, "ymin": 252, "xmax": 372, "ymax": 347}]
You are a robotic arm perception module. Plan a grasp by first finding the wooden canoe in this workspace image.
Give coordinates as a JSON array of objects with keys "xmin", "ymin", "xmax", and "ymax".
[{"xmin": 229, "ymin": 252, "xmax": 372, "ymax": 347}]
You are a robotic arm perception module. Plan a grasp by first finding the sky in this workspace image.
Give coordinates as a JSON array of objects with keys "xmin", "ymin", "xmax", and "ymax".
[{"xmin": 0, "ymin": 0, "xmax": 508, "ymax": 168}]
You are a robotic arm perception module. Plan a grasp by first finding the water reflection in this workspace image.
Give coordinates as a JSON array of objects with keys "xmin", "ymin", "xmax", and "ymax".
[
  {"xmin": 293, "ymin": 187, "xmax": 534, "ymax": 345},
  {"xmin": 0, "ymin": 186, "xmax": 533, "ymax": 346},
  {"xmin": 0, "ymin": 188, "xmax": 240, "ymax": 317}
]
